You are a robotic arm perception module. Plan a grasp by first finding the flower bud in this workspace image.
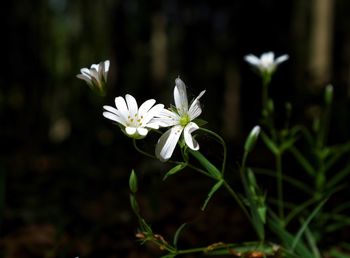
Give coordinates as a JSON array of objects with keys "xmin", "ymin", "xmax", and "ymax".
[
  {"xmin": 244, "ymin": 126, "xmax": 261, "ymax": 153},
  {"xmin": 129, "ymin": 170, "xmax": 138, "ymax": 193},
  {"xmin": 324, "ymin": 84, "xmax": 333, "ymax": 105}
]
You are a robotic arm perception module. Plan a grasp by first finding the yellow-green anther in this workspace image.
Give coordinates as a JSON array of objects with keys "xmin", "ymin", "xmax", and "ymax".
[{"xmin": 179, "ymin": 114, "xmax": 191, "ymax": 127}]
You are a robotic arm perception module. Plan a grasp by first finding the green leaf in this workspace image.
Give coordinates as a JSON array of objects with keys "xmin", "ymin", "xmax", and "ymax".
[
  {"xmin": 257, "ymin": 206, "xmax": 267, "ymax": 224},
  {"xmin": 163, "ymin": 163, "xmax": 186, "ymax": 181},
  {"xmin": 328, "ymin": 249, "xmax": 350, "ymax": 258},
  {"xmin": 189, "ymin": 150, "xmax": 221, "ymax": 179},
  {"xmin": 201, "ymin": 180, "xmax": 223, "ymax": 211},
  {"xmin": 193, "ymin": 118, "xmax": 208, "ymax": 127},
  {"xmin": 261, "ymin": 132, "xmax": 279, "ymax": 155},
  {"xmin": 243, "ymin": 169, "xmax": 266, "ymax": 240},
  {"xmin": 268, "ymin": 212, "xmax": 314, "ymax": 258},
  {"xmin": 291, "ymin": 198, "xmax": 328, "ymax": 251},
  {"xmin": 327, "ymin": 165, "xmax": 350, "ymax": 189},
  {"xmin": 129, "ymin": 170, "xmax": 138, "ymax": 193},
  {"xmin": 160, "ymin": 255, "xmax": 176, "ymax": 258},
  {"xmin": 139, "ymin": 217, "xmax": 153, "ymax": 234},
  {"xmin": 254, "ymin": 168, "xmax": 314, "ymax": 195},
  {"xmin": 289, "ymin": 146, "xmax": 315, "ymax": 176},
  {"xmin": 304, "ymin": 223, "xmax": 322, "ymax": 258},
  {"xmin": 172, "ymin": 223, "xmax": 187, "ymax": 247},
  {"xmin": 280, "ymin": 137, "xmax": 297, "ymax": 152}
]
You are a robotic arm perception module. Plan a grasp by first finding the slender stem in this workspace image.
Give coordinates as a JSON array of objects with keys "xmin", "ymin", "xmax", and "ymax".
[
  {"xmin": 133, "ymin": 139, "xmax": 156, "ymax": 159},
  {"xmin": 187, "ymin": 163, "xmax": 216, "ymax": 179},
  {"xmin": 199, "ymin": 127, "xmax": 227, "ymax": 175},
  {"xmin": 261, "ymin": 72, "xmax": 271, "ymax": 112},
  {"xmin": 222, "ymin": 180, "xmax": 252, "ymax": 224},
  {"xmin": 276, "ymin": 151, "xmax": 284, "ymax": 222}
]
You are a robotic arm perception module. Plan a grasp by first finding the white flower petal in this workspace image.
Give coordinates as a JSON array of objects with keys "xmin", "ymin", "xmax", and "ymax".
[
  {"xmin": 154, "ymin": 109, "xmax": 179, "ymax": 127},
  {"xmin": 275, "ymin": 54, "xmax": 289, "ymax": 64},
  {"xmin": 125, "ymin": 94, "xmax": 138, "ymax": 117},
  {"xmin": 89, "ymin": 69, "xmax": 99, "ymax": 81},
  {"xmin": 188, "ymin": 90, "xmax": 206, "ymax": 120},
  {"xmin": 174, "ymin": 78, "xmax": 188, "ymax": 114},
  {"xmin": 125, "ymin": 127, "xmax": 137, "ymax": 135},
  {"xmin": 244, "ymin": 55, "xmax": 260, "ymax": 66},
  {"xmin": 184, "ymin": 122, "xmax": 199, "ymax": 150},
  {"xmin": 114, "ymin": 96, "xmax": 129, "ymax": 120},
  {"xmin": 103, "ymin": 60, "xmax": 110, "ymax": 81},
  {"xmin": 142, "ymin": 104, "xmax": 164, "ymax": 125},
  {"xmin": 138, "ymin": 99, "xmax": 156, "ymax": 117},
  {"xmin": 155, "ymin": 125, "xmax": 183, "ymax": 161},
  {"xmin": 103, "ymin": 105, "xmax": 119, "ymax": 115},
  {"xmin": 262, "ymin": 52, "xmax": 274, "ymax": 63},
  {"xmin": 76, "ymin": 74, "xmax": 93, "ymax": 86},
  {"xmin": 103, "ymin": 112, "xmax": 126, "ymax": 125},
  {"xmin": 137, "ymin": 127, "xmax": 148, "ymax": 136},
  {"xmin": 81, "ymin": 68, "xmax": 92, "ymax": 77},
  {"xmin": 146, "ymin": 121, "xmax": 161, "ymax": 129},
  {"xmin": 104, "ymin": 60, "xmax": 110, "ymax": 72}
]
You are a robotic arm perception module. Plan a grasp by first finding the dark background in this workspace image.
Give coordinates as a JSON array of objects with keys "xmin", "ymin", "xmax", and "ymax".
[{"xmin": 2, "ymin": 0, "xmax": 350, "ymax": 257}]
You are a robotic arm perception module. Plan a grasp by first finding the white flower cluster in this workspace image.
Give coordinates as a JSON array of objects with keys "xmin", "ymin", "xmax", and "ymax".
[
  {"xmin": 102, "ymin": 77, "xmax": 205, "ymax": 161},
  {"xmin": 78, "ymin": 51, "xmax": 287, "ymax": 161}
]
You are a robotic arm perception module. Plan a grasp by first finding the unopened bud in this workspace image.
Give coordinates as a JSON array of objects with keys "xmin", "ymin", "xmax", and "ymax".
[
  {"xmin": 324, "ymin": 84, "xmax": 333, "ymax": 105},
  {"xmin": 129, "ymin": 170, "xmax": 138, "ymax": 193},
  {"xmin": 244, "ymin": 126, "xmax": 261, "ymax": 153}
]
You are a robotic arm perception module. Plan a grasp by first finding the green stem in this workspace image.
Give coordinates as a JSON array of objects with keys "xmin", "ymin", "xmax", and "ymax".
[
  {"xmin": 133, "ymin": 139, "xmax": 156, "ymax": 159},
  {"xmin": 222, "ymin": 180, "xmax": 252, "ymax": 224},
  {"xmin": 276, "ymin": 151, "xmax": 284, "ymax": 222},
  {"xmin": 187, "ymin": 163, "xmax": 216, "ymax": 179},
  {"xmin": 315, "ymin": 159, "xmax": 326, "ymax": 199},
  {"xmin": 262, "ymin": 73, "xmax": 271, "ymax": 111},
  {"xmin": 199, "ymin": 128, "xmax": 227, "ymax": 175}
]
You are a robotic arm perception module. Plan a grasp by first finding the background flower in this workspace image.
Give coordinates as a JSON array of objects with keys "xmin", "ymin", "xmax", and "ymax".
[
  {"xmin": 77, "ymin": 60, "xmax": 110, "ymax": 95},
  {"xmin": 244, "ymin": 52, "xmax": 289, "ymax": 75}
]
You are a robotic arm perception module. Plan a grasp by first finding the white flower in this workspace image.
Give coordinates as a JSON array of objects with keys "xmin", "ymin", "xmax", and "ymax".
[
  {"xmin": 155, "ymin": 77, "xmax": 206, "ymax": 161},
  {"xmin": 77, "ymin": 60, "xmax": 110, "ymax": 95},
  {"xmin": 103, "ymin": 94, "xmax": 164, "ymax": 139},
  {"xmin": 244, "ymin": 52, "xmax": 289, "ymax": 75}
]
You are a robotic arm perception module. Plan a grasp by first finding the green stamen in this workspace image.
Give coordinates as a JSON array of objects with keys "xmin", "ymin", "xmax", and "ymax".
[{"xmin": 179, "ymin": 114, "xmax": 190, "ymax": 127}]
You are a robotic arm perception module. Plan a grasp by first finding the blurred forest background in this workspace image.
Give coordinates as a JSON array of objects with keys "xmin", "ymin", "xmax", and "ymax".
[{"xmin": 2, "ymin": 0, "xmax": 350, "ymax": 257}]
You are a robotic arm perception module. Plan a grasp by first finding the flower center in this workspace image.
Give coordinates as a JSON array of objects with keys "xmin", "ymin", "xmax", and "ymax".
[
  {"xmin": 126, "ymin": 114, "xmax": 143, "ymax": 127},
  {"xmin": 179, "ymin": 114, "xmax": 190, "ymax": 127}
]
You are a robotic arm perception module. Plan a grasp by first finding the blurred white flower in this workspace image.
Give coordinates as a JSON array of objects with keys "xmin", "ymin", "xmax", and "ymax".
[
  {"xmin": 103, "ymin": 94, "xmax": 164, "ymax": 139},
  {"xmin": 155, "ymin": 77, "xmax": 205, "ymax": 161},
  {"xmin": 244, "ymin": 52, "xmax": 288, "ymax": 75},
  {"xmin": 77, "ymin": 60, "xmax": 110, "ymax": 95}
]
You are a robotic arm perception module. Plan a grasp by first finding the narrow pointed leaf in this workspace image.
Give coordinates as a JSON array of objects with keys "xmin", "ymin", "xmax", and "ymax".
[
  {"xmin": 189, "ymin": 150, "xmax": 221, "ymax": 179},
  {"xmin": 291, "ymin": 198, "xmax": 328, "ymax": 251},
  {"xmin": 173, "ymin": 223, "xmax": 187, "ymax": 247},
  {"xmin": 261, "ymin": 133, "xmax": 279, "ymax": 155},
  {"xmin": 201, "ymin": 180, "xmax": 223, "ymax": 211},
  {"xmin": 163, "ymin": 163, "xmax": 186, "ymax": 181}
]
